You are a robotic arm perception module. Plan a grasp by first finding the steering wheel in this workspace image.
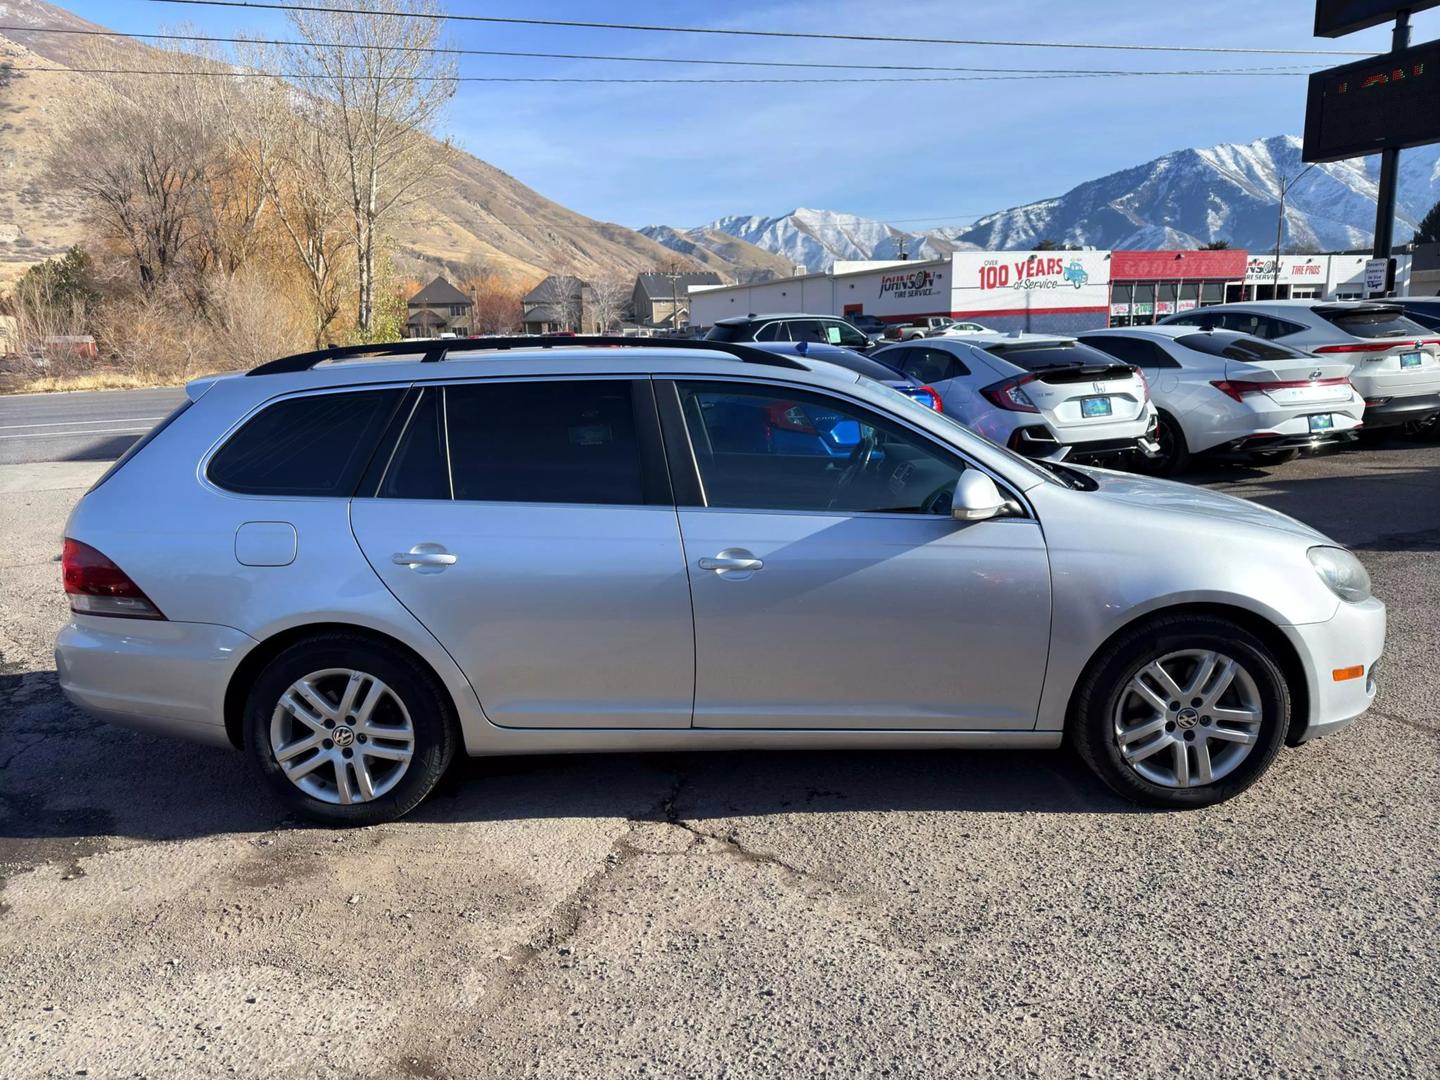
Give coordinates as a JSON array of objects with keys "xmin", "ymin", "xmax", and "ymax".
[
  {"xmin": 919, "ymin": 482, "xmax": 955, "ymax": 517},
  {"xmin": 827, "ymin": 432, "xmax": 878, "ymax": 509}
]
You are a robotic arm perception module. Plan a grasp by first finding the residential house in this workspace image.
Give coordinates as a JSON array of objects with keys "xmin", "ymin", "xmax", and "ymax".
[
  {"xmin": 631, "ymin": 271, "xmax": 722, "ymax": 331},
  {"xmin": 521, "ymin": 275, "xmax": 593, "ymax": 334},
  {"xmin": 406, "ymin": 276, "xmax": 473, "ymax": 338}
]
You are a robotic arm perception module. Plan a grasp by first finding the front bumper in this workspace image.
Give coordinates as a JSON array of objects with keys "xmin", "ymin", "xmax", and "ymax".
[
  {"xmin": 1281, "ymin": 596, "xmax": 1385, "ymax": 745},
  {"xmin": 55, "ymin": 616, "xmax": 256, "ymax": 748}
]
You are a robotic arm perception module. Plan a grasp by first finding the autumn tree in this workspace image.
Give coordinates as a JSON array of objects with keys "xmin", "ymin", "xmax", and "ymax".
[{"xmin": 275, "ymin": 1, "xmax": 456, "ymax": 335}]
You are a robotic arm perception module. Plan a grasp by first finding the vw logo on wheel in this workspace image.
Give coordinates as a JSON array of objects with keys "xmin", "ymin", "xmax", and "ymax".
[
  {"xmin": 1175, "ymin": 707, "xmax": 1201, "ymax": 730},
  {"xmin": 332, "ymin": 726, "xmax": 356, "ymax": 748}
]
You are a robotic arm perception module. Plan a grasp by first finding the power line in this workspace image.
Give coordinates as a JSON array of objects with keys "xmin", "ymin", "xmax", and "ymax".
[
  {"xmin": 147, "ymin": 0, "xmax": 1372, "ymax": 57},
  {"xmin": 0, "ymin": 24, "xmax": 1320, "ymax": 76},
  {"xmin": 0, "ymin": 65, "xmax": 1323, "ymax": 85}
]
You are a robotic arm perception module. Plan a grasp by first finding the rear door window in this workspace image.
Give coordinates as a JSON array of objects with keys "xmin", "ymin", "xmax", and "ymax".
[
  {"xmin": 208, "ymin": 388, "xmax": 402, "ymax": 497},
  {"xmin": 1216, "ymin": 313, "xmax": 1304, "ymax": 340},
  {"xmin": 754, "ymin": 322, "xmax": 786, "ymax": 342},
  {"xmin": 1079, "ymin": 336, "xmax": 1176, "ymax": 368},
  {"xmin": 1175, "ymin": 334, "xmax": 1310, "ymax": 363},
  {"xmin": 1316, "ymin": 307, "xmax": 1429, "ymax": 339},
  {"xmin": 902, "ymin": 347, "xmax": 969, "ymax": 383},
  {"xmin": 379, "ymin": 379, "xmax": 664, "ymax": 506}
]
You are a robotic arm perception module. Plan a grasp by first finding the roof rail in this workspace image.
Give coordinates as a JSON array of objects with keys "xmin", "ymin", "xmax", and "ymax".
[{"xmin": 245, "ymin": 335, "xmax": 808, "ymax": 376}]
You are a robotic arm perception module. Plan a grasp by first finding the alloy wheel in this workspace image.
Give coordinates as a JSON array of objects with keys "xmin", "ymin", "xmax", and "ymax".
[
  {"xmin": 269, "ymin": 668, "xmax": 416, "ymax": 805},
  {"xmin": 1112, "ymin": 649, "xmax": 1263, "ymax": 788}
]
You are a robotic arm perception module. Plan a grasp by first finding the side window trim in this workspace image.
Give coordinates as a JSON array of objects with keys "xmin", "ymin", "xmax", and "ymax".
[{"xmin": 654, "ymin": 375, "xmax": 1028, "ymax": 518}]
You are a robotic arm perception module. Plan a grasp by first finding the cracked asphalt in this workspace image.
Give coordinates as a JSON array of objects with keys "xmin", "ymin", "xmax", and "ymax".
[{"xmin": 1, "ymin": 441, "xmax": 1438, "ymax": 1079}]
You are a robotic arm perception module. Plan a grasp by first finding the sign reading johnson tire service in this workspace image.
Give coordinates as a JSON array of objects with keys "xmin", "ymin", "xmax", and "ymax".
[{"xmin": 949, "ymin": 251, "xmax": 1110, "ymax": 320}]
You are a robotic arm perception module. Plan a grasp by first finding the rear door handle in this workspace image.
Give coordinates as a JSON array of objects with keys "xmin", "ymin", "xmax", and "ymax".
[
  {"xmin": 698, "ymin": 548, "xmax": 764, "ymax": 575},
  {"xmin": 391, "ymin": 543, "xmax": 457, "ymax": 574}
]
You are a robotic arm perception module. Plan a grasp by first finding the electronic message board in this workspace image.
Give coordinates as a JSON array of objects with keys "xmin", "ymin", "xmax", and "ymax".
[{"xmin": 1302, "ymin": 38, "xmax": 1440, "ymax": 161}]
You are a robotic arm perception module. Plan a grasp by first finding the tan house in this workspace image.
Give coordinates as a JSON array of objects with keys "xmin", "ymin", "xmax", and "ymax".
[
  {"xmin": 0, "ymin": 314, "xmax": 17, "ymax": 357},
  {"xmin": 521, "ymin": 275, "xmax": 593, "ymax": 334},
  {"xmin": 406, "ymin": 277, "xmax": 473, "ymax": 338},
  {"xmin": 631, "ymin": 271, "xmax": 722, "ymax": 330}
]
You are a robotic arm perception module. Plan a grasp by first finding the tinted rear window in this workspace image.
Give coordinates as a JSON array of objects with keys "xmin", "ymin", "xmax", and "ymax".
[
  {"xmin": 208, "ymin": 389, "xmax": 401, "ymax": 496},
  {"xmin": 1317, "ymin": 308, "xmax": 1429, "ymax": 338},
  {"xmin": 705, "ymin": 323, "xmax": 748, "ymax": 342},
  {"xmin": 444, "ymin": 380, "xmax": 646, "ymax": 505},
  {"xmin": 981, "ymin": 343, "xmax": 1119, "ymax": 371},
  {"xmin": 1175, "ymin": 333, "xmax": 1309, "ymax": 362}
]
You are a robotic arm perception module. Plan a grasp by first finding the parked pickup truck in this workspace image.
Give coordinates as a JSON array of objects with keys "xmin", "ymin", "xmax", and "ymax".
[{"xmin": 883, "ymin": 316, "xmax": 992, "ymax": 340}]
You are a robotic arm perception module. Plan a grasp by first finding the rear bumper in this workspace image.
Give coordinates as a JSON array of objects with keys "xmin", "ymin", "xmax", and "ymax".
[
  {"xmin": 1229, "ymin": 430, "xmax": 1361, "ymax": 453},
  {"xmin": 1010, "ymin": 414, "xmax": 1160, "ymax": 462},
  {"xmin": 1281, "ymin": 596, "xmax": 1385, "ymax": 745},
  {"xmin": 1356, "ymin": 391, "xmax": 1440, "ymax": 428},
  {"xmin": 55, "ymin": 616, "xmax": 255, "ymax": 748}
]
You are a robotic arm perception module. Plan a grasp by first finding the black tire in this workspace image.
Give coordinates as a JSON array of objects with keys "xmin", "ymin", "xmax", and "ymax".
[
  {"xmin": 244, "ymin": 633, "xmax": 458, "ymax": 826},
  {"xmin": 1070, "ymin": 615, "xmax": 1290, "ymax": 809},
  {"xmin": 1247, "ymin": 448, "xmax": 1301, "ymax": 466},
  {"xmin": 1136, "ymin": 411, "xmax": 1190, "ymax": 477}
]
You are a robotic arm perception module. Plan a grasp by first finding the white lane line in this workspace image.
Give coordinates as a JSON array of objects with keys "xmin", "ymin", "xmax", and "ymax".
[
  {"xmin": 0, "ymin": 428, "xmax": 153, "ymax": 441},
  {"xmin": 0, "ymin": 416, "xmax": 164, "ymax": 431}
]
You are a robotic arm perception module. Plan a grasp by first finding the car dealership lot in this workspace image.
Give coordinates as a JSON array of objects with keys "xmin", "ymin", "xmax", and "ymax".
[{"xmin": 1, "ymin": 443, "xmax": 1437, "ymax": 1077}]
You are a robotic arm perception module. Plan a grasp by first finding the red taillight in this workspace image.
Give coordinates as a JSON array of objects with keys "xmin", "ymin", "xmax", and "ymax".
[
  {"xmin": 1210, "ymin": 376, "xmax": 1350, "ymax": 402},
  {"xmin": 61, "ymin": 538, "xmax": 165, "ymax": 620},
  {"xmin": 1313, "ymin": 341, "xmax": 1399, "ymax": 354},
  {"xmin": 1134, "ymin": 366, "xmax": 1150, "ymax": 404},
  {"xmin": 980, "ymin": 373, "xmax": 1040, "ymax": 413},
  {"xmin": 913, "ymin": 385, "xmax": 944, "ymax": 413}
]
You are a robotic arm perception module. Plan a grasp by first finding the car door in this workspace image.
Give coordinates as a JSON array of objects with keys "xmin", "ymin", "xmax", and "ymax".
[
  {"xmin": 889, "ymin": 345, "xmax": 976, "ymax": 420},
  {"xmin": 659, "ymin": 378, "xmax": 1052, "ymax": 731},
  {"xmin": 350, "ymin": 378, "xmax": 695, "ymax": 728}
]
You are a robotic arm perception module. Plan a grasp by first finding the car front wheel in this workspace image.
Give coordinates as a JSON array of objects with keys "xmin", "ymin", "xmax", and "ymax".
[
  {"xmin": 1071, "ymin": 615, "xmax": 1290, "ymax": 808},
  {"xmin": 244, "ymin": 633, "xmax": 458, "ymax": 825}
]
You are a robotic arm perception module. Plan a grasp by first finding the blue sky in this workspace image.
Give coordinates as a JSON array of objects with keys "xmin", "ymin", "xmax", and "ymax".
[{"xmin": 62, "ymin": 1, "xmax": 1440, "ymax": 230}]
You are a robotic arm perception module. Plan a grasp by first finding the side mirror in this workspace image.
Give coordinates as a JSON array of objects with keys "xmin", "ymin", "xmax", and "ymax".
[{"xmin": 951, "ymin": 471, "xmax": 1007, "ymax": 522}]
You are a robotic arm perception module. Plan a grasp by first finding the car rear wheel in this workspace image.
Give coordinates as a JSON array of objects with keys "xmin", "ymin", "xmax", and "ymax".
[
  {"xmin": 244, "ymin": 633, "xmax": 458, "ymax": 826},
  {"xmin": 1071, "ymin": 615, "xmax": 1289, "ymax": 808},
  {"xmin": 1135, "ymin": 411, "xmax": 1190, "ymax": 476}
]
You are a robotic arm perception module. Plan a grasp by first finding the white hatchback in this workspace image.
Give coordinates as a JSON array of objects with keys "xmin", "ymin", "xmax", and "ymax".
[
  {"xmin": 1078, "ymin": 326, "xmax": 1364, "ymax": 474},
  {"xmin": 874, "ymin": 334, "xmax": 1160, "ymax": 463}
]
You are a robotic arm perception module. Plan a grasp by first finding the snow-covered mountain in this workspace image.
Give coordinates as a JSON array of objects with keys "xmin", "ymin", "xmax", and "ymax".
[
  {"xmin": 687, "ymin": 208, "xmax": 977, "ymax": 274},
  {"xmin": 648, "ymin": 136, "xmax": 1440, "ymax": 271}
]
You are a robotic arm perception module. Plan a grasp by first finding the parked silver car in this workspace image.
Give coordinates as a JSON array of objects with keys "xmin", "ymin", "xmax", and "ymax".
[
  {"xmin": 1158, "ymin": 300, "xmax": 1440, "ymax": 429},
  {"xmin": 56, "ymin": 338, "xmax": 1384, "ymax": 824}
]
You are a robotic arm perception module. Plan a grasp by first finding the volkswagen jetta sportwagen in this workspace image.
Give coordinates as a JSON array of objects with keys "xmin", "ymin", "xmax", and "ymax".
[{"xmin": 57, "ymin": 338, "xmax": 1384, "ymax": 824}]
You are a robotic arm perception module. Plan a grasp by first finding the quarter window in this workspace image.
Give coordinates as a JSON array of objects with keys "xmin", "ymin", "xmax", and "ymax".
[
  {"xmin": 896, "ymin": 346, "xmax": 968, "ymax": 383},
  {"xmin": 677, "ymin": 381, "xmax": 968, "ymax": 515},
  {"xmin": 208, "ymin": 389, "xmax": 402, "ymax": 497}
]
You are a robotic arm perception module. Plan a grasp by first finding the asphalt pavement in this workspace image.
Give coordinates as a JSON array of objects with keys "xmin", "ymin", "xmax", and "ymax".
[
  {"xmin": 0, "ymin": 387, "xmax": 188, "ymax": 466},
  {"xmin": 0, "ymin": 398, "xmax": 1437, "ymax": 1078}
]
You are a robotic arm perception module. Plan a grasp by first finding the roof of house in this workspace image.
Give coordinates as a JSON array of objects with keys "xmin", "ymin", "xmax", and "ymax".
[
  {"xmin": 409, "ymin": 276, "xmax": 471, "ymax": 307},
  {"xmin": 406, "ymin": 308, "xmax": 447, "ymax": 327},
  {"xmin": 635, "ymin": 271, "xmax": 723, "ymax": 301},
  {"xmin": 523, "ymin": 274, "xmax": 586, "ymax": 303},
  {"xmin": 520, "ymin": 304, "xmax": 566, "ymax": 324}
]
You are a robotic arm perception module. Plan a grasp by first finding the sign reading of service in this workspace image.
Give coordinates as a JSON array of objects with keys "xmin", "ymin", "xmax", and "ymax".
[
  {"xmin": 1314, "ymin": 0, "xmax": 1440, "ymax": 38},
  {"xmin": 1302, "ymin": 38, "xmax": 1440, "ymax": 162}
]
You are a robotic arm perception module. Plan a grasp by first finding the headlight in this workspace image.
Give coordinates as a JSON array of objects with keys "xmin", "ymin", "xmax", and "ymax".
[{"xmin": 1308, "ymin": 546, "xmax": 1371, "ymax": 603}]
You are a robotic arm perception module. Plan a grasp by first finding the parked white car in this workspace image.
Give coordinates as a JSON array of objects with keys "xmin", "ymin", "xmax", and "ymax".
[
  {"xmin": 1158, "ymin": 301, "xmax": 1440, "ymax": 431},
  {"xmin": 874, "ymin": 335, "xmax": 1160, "ymax": 463},
  {"xmin": 1077, "ymin": 326, "xmax": 1365, "ymax": 474}
]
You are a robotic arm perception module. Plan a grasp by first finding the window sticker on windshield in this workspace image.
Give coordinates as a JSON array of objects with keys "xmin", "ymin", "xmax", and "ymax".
[{"xmin": 826, "ymin": 325, "xmax": 843, "ymax": 344}]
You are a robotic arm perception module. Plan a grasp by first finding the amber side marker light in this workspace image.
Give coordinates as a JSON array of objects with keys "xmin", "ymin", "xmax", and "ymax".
[{"xmin": 1332, "ymin": 665, "xmax": 1365, "ymax": 682}]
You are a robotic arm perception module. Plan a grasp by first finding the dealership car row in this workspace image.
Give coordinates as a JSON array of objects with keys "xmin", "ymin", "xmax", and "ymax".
[{"xmin": 703, "ymin": 298, "xmax": 1440, "ymax": 474}]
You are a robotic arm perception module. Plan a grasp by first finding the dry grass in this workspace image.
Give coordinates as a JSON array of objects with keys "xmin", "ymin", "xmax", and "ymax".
[{"xmin": 0, "ymin": 371, "xmax": 185, "ymax": 394}]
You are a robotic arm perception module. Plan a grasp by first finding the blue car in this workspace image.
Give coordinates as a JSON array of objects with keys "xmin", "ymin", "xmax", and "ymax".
[{"xmin": 705, "ymin": 341, "xmax": 944, "ymax": 457}]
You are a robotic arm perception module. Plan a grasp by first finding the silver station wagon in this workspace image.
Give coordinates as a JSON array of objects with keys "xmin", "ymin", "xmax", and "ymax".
[{"xmin": 56, "ymin": 338, "xmax": 1384, "ymax": 824}]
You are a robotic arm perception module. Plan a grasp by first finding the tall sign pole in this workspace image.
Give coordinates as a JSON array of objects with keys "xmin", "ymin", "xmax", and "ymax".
[{"xmin": 1372, "ymin": 10, "xmax": 1413, "ymax": 262}]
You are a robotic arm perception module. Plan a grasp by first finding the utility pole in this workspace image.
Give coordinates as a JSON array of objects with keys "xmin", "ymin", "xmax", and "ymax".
[
  {"xmin": 1372, "ymin": 10, "xmax": 1412, "ymax": 267},
  {"xmin": 1273, "ymin": 164, "xmax": 1317, "ymax": 297}
]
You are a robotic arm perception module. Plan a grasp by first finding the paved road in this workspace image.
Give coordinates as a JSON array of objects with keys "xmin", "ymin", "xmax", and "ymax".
[
  {"xmin": 0, "ymin": 387, "xmax": 187, "ymax": 466},
  {"xmin": 0, "ymin": 422, "xmax": 1437, "ymax": 1077}
]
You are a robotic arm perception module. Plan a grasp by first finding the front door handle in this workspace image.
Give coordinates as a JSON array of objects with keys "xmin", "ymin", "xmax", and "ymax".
[
  {"xmin": 698, "ymin": 548, "xmax": 764, "ymax": 576},
  {"xmin": 392, "ymin": 543, "xmax": 457, "ymax": 574}
]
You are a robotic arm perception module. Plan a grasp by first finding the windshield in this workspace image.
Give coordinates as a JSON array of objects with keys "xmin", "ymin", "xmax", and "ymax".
[
  {"xmin": 1317, "ymin": 307, "xmax": 1429, "ymax": 339},
  {"xmin": 857, "ymin": 376, "xmax": 1061, "ymax": 486},
  {"xmin": 1175, "ymin": 333, "xmax": 1310, "ymax": 363}
]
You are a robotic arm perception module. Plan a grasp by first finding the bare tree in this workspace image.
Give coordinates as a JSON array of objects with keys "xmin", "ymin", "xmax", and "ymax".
[
  {"xmin": 587, "ymin": 272, "xmax": 631, "ymax": 334},
  {"xmin": 276, "ymin": 1, "xmax": 456, "ymax": 335},
  {"xmin": 534, "ymin": 268, "xmax": 585, "ymax": 332}
]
